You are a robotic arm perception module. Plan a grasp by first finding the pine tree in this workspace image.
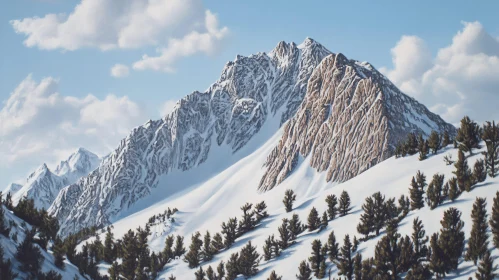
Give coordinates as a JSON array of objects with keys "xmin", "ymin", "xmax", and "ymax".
[
  {"xmin": 373, "ymin": 192, "xmax": 387, "ymax": 236},
  {"xmin": 202, "ymin": 231, "xmax": 214, "ymax": 262},
  {"xmin": 373, "ymin": 226, "xmax": 402, "ymax": 280},
  {"xmin": 120, "ymin": 229, "xmax": 137, "ymax": 279},
  {"xmin": 135, "ymin": 226, "xmax": 150, "ymax": 279},
  {"xmin": 490, "ymin": 191, "xmax": 499, "ymax": 249},
  {"xmin": 221, "ymin": 217, "xmax": 238, "ymax": 249},
  {"xmin": 308, "ymin": 239, "xmax": 323, "ymax": 277},
  {"xmin": 238, "ymin": 203, "xmax": 255, "ymax": 234},
  {"xmin": 173, "ymin": 235, "xmax": 186, "ymax": 257},
  {"xmin": 15, "ymin": 228, "xmax": 43, "ymax": 276},
  {"xmin": 195, "ymin": 266, "xmax": 206, "ymax": 280},
  {"xmin": 4, "ymin": 192, "xmax": 13, "ymax": 210},
  {"xmin": 398, "ymin": 194, "xmax": 411, "ymax": 218},
  {"xmin": 339, "ymin": 190, "xmax": 351, "ymax": 216},
  {"xmin": 150, "ymin": 252, "xmax": 159, "ymax": 279},
  {"xmin": 328, "ymin": 230, "xmax": 339, "ymax": 261},
  {"xmin": 325, "ymin": 194, "xmax": 338, "ymax": 220},
  {"xmin": 217, "ymin": 261, "xmax": 225, "ymax": 279},
  {"xmin": 353, "ymin": 253, "xmax": 362, "ymax": 280},
  {"xmin": 104, "ymin": 226, "xmax": 116, "ymax": 263},
  {"xmin": 357, "ymin": 195, "xmax": 374, "ymax": 239},
  {"xmin": 427, "ymin": 173, "xmax": 444, "ymax": 209},
  {"xmin": 109, "ymin": 262, "xmax": 120, "ymax": 280},
  {"xmin": 225, "ymin": 253, "xmax": 239, "ymax": 280},
  {"xmin": 307, "ymin": 207, "xmax": 321, "ymax": 232},
  {"xmin": 418, "ymin": 134, "xmax": 429, "ymax": 161},
  {"xmin": 0, "ymin": 245, "xmax": 18, "ymax": 280},
  {"xmin": 278, "ymin": 218, "xmax": 292, "ymax": 249},
  {"xmin": 398, "ymin": 235, "xmax": 414, "ymax": 273},
  {"xmin": 406, "ymin": 262, "xmax": 432, "ymax": 280},
  {"xmin": 448, "ymin": 177, "xmax": 460, "ymax": 201},
  {"xmin": 263, "ymin": 235, "xmax": 275, "ymax": 261},
  {"xmin": 283, "ymin": 189, "xmax": 296, "ymax": 212},
  {"xmin": 482, "ymin": 121, "xmax": 499, "ymax": 178},
  {"xmin": 211, "ymin": 232, "xmax": 225, "ymax": 252},
  {"xmin": 321, "ymin": 211, "xmax": 328, "ymax": 229},
  {"xmin": 439, "ymin": 207, "xmax": 465, "ymax": 273},
  {"xmin": 267, "ymin": 270, "xmax": 283, "ymax": 280},
  {"xmin": 289, "ymin": 213, "xmax": 305, "ymax": 240},
  {"xmin": 185, "ymin": 232, "xmax": 203, "ymax": 268},
  {"xmin": 238, "ymin": 241, "xmax": 260, "ymax": 277},
  {"xmin": 52, "ymin": 237, "xmax": 65, "ymax": 269},
  {"xmin": 206, "ymin": 265, "xmax": 216, "ymax": 280},
  {"xmin": 456, "ymin": 116, "xmax": 481, "ymax": 155},
  {"xmin": 162, "ymin": 234, "xmax": 175, "ymax": 264},
  {"xmin": 454, "ymin": 149, "xmax": 473, "ymax": 192},
  {"xmin": 475, "ymin": 250, "xmax": 497, "ymax": 280},
  {"xmin": 473, "ymin": 159, "xmax": 487, "ymax": 184},
  {"xmin": 442, "ymin": 130, "xmax": 451, "ymax": 147},
  {"xmin": 168, "ymin": 275, "xmax": 177, "ymax": 280},
  {"xmin": 335, "ymin": 235, "xmax": 354, "ymax": 280},
  {"xmin": 405, "ymin": 132, "xmax": 419, "ymax": 155},
  {"xmin": 296, "ymin": 260, "xmax": 312, "ymax": 280},
  {"xmin": 318, "ymin": 260, "xmax": 327, "ymax": 278},
  {"xmin": 409, "ymin": 171, "xmax": 426, "ymax": 210},
  {"xmin": 466, "ymin": 197, "xmax": 489, "ymax": 265},
  {"xmin": 428, "ymin": 130, "xmax": 441, "ymax": 154},
  {"xmin": 0, "ymin": 204, "xmax": 10, "ymax": 237},
  {"xmin": 411, "ymin": 218, "xmax": 428, "ymax": 264},
  {"xmin": 254, "ymin": 201, "xmax": 269, "ymax": 223}
]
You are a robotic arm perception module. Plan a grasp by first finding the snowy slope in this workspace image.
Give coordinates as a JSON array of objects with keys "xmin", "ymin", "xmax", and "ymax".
[
  {"xmin": 2, "ymin": 183, "xmax": 22, "ymax": 196},
  {"xmin": 9, "ymin": 148, "xmax": 100, "ymax": 210},
  {"xmin": 0, "ymin": 205, "xmax": 86, "ymax": 279},
  {"xmin": 93, "ymin": 121, "xmax": 497, "ymax": 279}
]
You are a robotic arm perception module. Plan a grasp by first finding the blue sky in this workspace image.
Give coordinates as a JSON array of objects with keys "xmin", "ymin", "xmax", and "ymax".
[{"xmin": 1, "ymin": 0, "xmax": 499, "ymax": 188}]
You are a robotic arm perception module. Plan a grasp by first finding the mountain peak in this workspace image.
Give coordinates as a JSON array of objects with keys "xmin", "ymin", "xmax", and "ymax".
[{"xmin": 54, "ymin": 147, "xmax": 99, "ymax": 178}]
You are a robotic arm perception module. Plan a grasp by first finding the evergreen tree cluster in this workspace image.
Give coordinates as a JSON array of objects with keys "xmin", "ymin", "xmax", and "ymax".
[
  {"xmin": 395, "ymin": 130, "xmax": 452, "ymax": 159},
  {"xmin": 357, "ymin": 192, "xmax": 404, "ymax": 240}
]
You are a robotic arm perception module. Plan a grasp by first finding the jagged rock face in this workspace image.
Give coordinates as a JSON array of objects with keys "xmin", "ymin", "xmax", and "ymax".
[
  {"xmin": 11, "ymin": 149, "xmax": 100, "ymax": 210},
  {"xmin": 259, "ymin": 54, "xmax": 456, "ymax": 191},
  {"xmin": 51, "ymin": 39, "xmax": 331, "ymax": 236}
]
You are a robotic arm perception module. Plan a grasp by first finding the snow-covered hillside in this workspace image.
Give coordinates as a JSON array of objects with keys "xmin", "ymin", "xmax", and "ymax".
[
  {"xmin": 6, "ymin": 148, "xmax": 100, "ymax": 210},
  {"xmin": 89, "ymin": 120, "xmax": 498, "ymax": 279}
]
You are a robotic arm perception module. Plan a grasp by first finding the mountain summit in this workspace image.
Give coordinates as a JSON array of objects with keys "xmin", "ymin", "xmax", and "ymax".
[{"xmin": 49, "ymin": 39, "xmax": 454, "ymax": 236}]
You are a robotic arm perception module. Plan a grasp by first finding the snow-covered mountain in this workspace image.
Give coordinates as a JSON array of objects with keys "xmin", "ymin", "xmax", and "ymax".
[
  {"xmin": 51, "ymin": 38, "xmax": 454, "ymax": 237},
  {"xmin": 9, "ymin": 148, "xmax": 100, "ymax": 210},
  {"xmin": 51, "ymin": 38, "xmax": 332, "ymax": 236},
  {"xmin": 2, "ymin": 183, "xmax": 22, "ymax": 196},
  {"xmin": 259, "ymin": 54, "xmax": 455, "ymax": 190}
]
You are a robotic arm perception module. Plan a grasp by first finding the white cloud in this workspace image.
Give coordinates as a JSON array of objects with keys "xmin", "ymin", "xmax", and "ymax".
[
  {"xmin": 110, "ymin": 64, "xmax": 130, "ymax": 78},
  {"xmin": 160, "ymin": 99, "xmax": 178, "ymax": 117},
  {"xmin": 10, "ymin": 0, "xmax": 228, "ymax": 72},
  {"xmin": 382, "ymin": 21, "xmax": 499, "ymax": 124},
  {"xmin": 0, "ymin": 75, "xmax": 146, "ymax": 187},
  {"xmin": 133, "ymin": 10, "xmax": 229, "ymax": 72}
]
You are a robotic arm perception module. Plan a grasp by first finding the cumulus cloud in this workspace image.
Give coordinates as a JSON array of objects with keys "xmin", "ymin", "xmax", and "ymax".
[
  {"xmin": 0, "ymin": 75, "xmax": 146, "ymax": 187},
  {"xmin": 110, "ymin": 64, "xmax": 130, "ymax": 78},
  {"xmin": 10, "ymin": 0, "xmax": 228, "ymax": 72},
  {"xmin": 382, "ymin": 21, "xmax": 499, "ymax": 124}
]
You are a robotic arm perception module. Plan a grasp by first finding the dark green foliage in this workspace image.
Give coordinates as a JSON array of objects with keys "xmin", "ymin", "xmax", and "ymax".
[
  {"xmin": 120, "ymin": 229, "xmax": 137, "ymax": 279},
  {"xmin": 475, "ymin": 250, "xmax": 497, "ymax": 280},
  {"xmin": 439, "ymin": 207, "xmax": 466, "ymax": 273},
  {"xmin": 448, "ymin": 177, "xmax": 461, "ymax": 201},
  {"xmin": 217, "ymin": 261, "xmax": 225, "ymax": 279},
  {"xmin": 4, "ymin": 192, "xmax": 13, "ymax": 210},
  {"xmin": 321, "ymin": 211, "xmax": 328, "ymax": 229},
  {"xmin": 442, "ymin": 130, "xmax": 451, "ymax": 147},
  {"xmin": 135, "ymin": 226, "xmax": 151, "ymax": 280},
  {"xmin": 168, "ymin": 275, "xmax": 176, "ymax": 280},
  {"xmin": 466, "ymin": 197, "xmax": 489, "ymax": 265},
  {"xmin": 238, "ymin": 203, "xmax": 255, "ymax": 234},
  {"xmin": 194, "ymin": 266, "xmax": 206, "ymax": 280},
  {"xmin": 418, "ymin": 134, "xmax": 429, "ymax": 161},
  {"xmin": 206, "ymin": 265, "xmax": 216, "ymax": 280},
  {"xmin": 335, "ymin": 235, "xmax": 354, "ymax": 280},
  {"xmin": 361, "ymin": 258, "xmax": 376, "ymax": 280},
  {"xmin": 283, "ymin": 189, "xmax": 296, "ymax": 213},
  {"xmin": 225, "ymin": 253, "xmax": 239, "ymax": 280},
  {"xmin": 318, "ymin": 260, "xmax": 327, "ymax": 278},
  {"xmin": 398, "ymin": 235, "xmax": 414, "ymax": 272},
  {"xmin": 410, "ymin": 171, "xmax": 426, "ymax": 210},
  {"xmin": 456, "ymin": 116, "xmax": 481, "ymax": 155},
  {"xmin": 289, "ymin": 213, "xmax": 305, "ymax": 240},
  {"xmin": 308, "ymin": 239, "xmax": 323, "ymax": 277},
  {"xmin": 428, "ymin": 130, "xmax": 441, "ymax": 154},
  {"xmin": 397, "ymin": 195, "xmax": 411, "ymax": 218},
  {"xmin": 397, "ymin": 132, "xmax": 419, "ymax": 156},
  {"xmin": 221, "ymin": 217, "xmax": 238, "ymax": 249},
  {"xmin": 150, "ymin": 252, "xmax": 159, "ymax": 279},
  {"xmin": 325, "ymin": 194, "xmax": 338, "ymax": 220},
  {"xmin": 184, "ymin": 231, "xmax": 203, "ymax": 268},
  {"xmin": 238, "ymin": 241, "xmax": 260, "ymax": 277},
  {"xmin": 174, "ymin": 235, "xmax": 186, "ymax": 257},
  {"xmin": 296, "ymin": 260, "xmax": 312, "ymax": 280},
  {"xmin": 473, "ymin": 159, "xmax": 487, "ymax": 184},
  {"xmin": 278, "ymin": 218, "xmax": 292, "ymax": 249},
  {"xmin": 327, "ymin": 230, "xmax": 339, "ymax": 262},
  {"xmin": 454, "ymin": 149, "xmax": 473, "ymax": 192},
  {"xmin": 482, "ymin": 121, "xmax": 499, "ymax": 178},
  {"xmin": 104, "ymin": 226, "xmax": 116, "ymax": 263},
  {"xmin": 0, "ymin": 204, "xmax": 10, "ymax": 237},
  {"xmin": 411, "ymin": 218, "xmax": 428, "ymax": 264},
  {"xmin": 491, "ymin": 191, "xmax": 499, "ymax": 249},
  {"xmin": 202, "ymin": 231, "xmax": 214, "ymax": 262},
  {"xmin": 0, "ymin": 245, "xmax": 18, "ymax": 280},
  {"xmin": 339, "ymin": 190, "xmax": 351, "ymax": 216},
  {"xmin": 307, "ymin": 207, "xmax": 320, "ymax": 232},
  {"xmin": 353, "ymin": 253, "xmax": 362, "ymax": 280},
  {"xmin": 263, "ymin": 235, "xmax": 276, "ymax": 261},
  {"xmin": 109, "ymin": 262, "xmax": 120, "ymax": 280},
  {"xmin": 427, "ymin": 173, "xmax": 444, "ymax": 209},
  {"xmin": 373, "ymin": 226, "xmax": 403, "ymax": 280},
  {"xmin": 161, "ymin": 234, "xmax": 175, "ymax": 265},
  {"xmin": 38, "ymin": 270, "xmax": 63, "ymax": 280},
  {"xmin": 254, "ymin": 201, "xmax": 269, "ymax": 223},
  {"xmin": 211, "ymin": 232, "xmax": 225, "ymax": 252},
  {"xmin": 267, "ymin": 270, "xmax": 283, "ymax": 280},
  {"xmin": 406, "ymin": 262, "xmax": 432, "ymax": 280},
  {"xmin": 16, "ymin": 228, "xmax": 43, "ymax": 276},
  {"xmin": 52, "ymin": 237, "xmax": 65, "ymax": 269},
  {"xmin": 357, "ymin": 195, "xmax": 375, "ymax": 239}
]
